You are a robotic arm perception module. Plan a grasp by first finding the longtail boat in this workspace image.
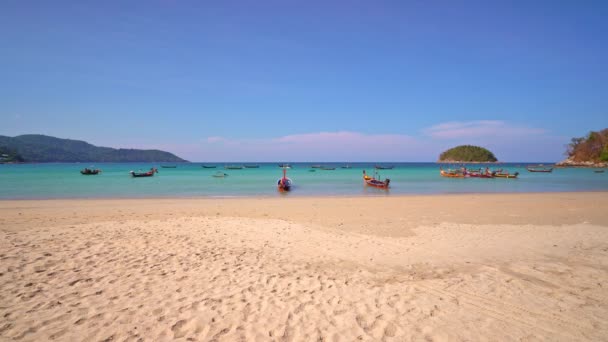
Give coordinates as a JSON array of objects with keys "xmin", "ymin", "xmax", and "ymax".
[
  {"xmin": 311, "ymin": 165, "xmax": 322, "ymax": 168},
  {"xmin": 244, "ymin": 165, "xmax": 259, "ymax": 168},
  {"xmin": 494, "ymin": 171, "xmax": 519, "ymax": 179},
  {"xmin": 225, "ymin": 165, "xmax": 244, "ymax": 170},
  {"xmin": 527, "ymin": 165, "xmax": 553, "ymax": 173},
  {"xmin": 362, "ymin": 170, "xmax": 390, "ymax": 189},
  {"xmin": 440, "ymin": 167, "xmax": 465, "ymax": 178},
  {"xmin": 212, "ymin": 171, "xmax": 228, "ymax": 178},
  {"xmin": 466, "ymin": 171, "xmax": 494, "ymax": 178},
  {"xmin": 202, "ymin": 165, "xmax": 217, "ymax": 168},
  {"xmin": 466, "ymin": 167, "xmax": 494, "ymax": 178},
  {"xmin": 375, "ymin": 165, "xmax": 394, "ymax": 170},
  {"xmin": 594, "ymin": 170, "xmax": 605, "ymax": 173},
  {"xmin": 80, "ymin": 168, "xmax": 101, "ymax": 175},
  {"xmin": 161, "ymin": 165, "xmax": 177, "ymax": 168},
  {"xmin": 130, "ymin": 168, "xmax": 158, "ymax": 177},
  {"xmin": 278, "ymin": 163, "xmax": 291, "ymax": 168},
  {"xmin": 277, "ymin": 168, "xmax": 292, "ymax": 191}
]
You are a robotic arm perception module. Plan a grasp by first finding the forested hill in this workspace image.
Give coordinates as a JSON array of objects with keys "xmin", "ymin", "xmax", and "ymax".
[
  {"xmin": 0, "ymin": 134, "xmax": 187, "ymax": 162},
  {"xmin": 557, "ymin": 129, "xmax": 608, "ymax": 167},
  {"xmin": 438, "ymin": 145, "xmax": 498, "ymax": 163}
]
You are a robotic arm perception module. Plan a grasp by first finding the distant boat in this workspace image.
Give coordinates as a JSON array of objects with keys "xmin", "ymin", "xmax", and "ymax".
[
  {"xmin": 130, "ymin": 168, "xmax": 158, "ymax": 177},
  {"xmin": 277, "ymin": 168, "xmax": 292, "ymax": 191},
  {"xmin": 341, "ymin": 165, "xmax": 352, "ymax": 169},
  {"xmin": 80, "ymin": 168, "xmax": 101, "ymax": 175},
  {"xmin": 244, "ymin": 165, "xmax": 260, "ymax": 168},
  {"xmin": 202, "ymin": 165, "xmax": 217, "ymax": 168},
  {"xmin": 494, "ymin": 171, "xmax": 519, "ymax": 179},
  {"xmin": 310, "ymin": 165, "xmax": 322, "ymax": 168},
  {"xmin": 161, "ymin": 165, "xmax": 177, "ymax": 168},
  {"xmin": 321, "ymin": 167, "xmax": 336, "ymax": 170},
  {"xmin": 527, "ymin": 165, "xmax": 553, "ymax": 173},
  {"xmin": 225, "ymin": 165, "xmax": 244, "ymax": 170},
  {"xmin": 212, "ymin": 171, "xmax": 228, "ymax": 178},
  {"xmin": 375, "ymin": 165, "xmax": 394, "ymax": 170},
  {"xmin": 466, "ymin": 169, "xmax": 495, "ymax": 178},
  {"xmin": 362, "ymin": 170, "xmax": 390, "ymax": 189},
  {"xmin": 595, "ymin": 170, "xmax": 605, "ymax": 173},
  {"xmin": 278, "ymin": 163, "xmax": 291, "ymax": 168},
  {"xmin": 439, "ymin": 167, "xmax": 465, "ymax": 178}
]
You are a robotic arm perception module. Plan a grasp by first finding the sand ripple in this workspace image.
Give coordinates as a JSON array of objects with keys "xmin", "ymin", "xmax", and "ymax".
[{"xmin": 1, "ymin": 216, "xmax": 607, "ymax": 341}]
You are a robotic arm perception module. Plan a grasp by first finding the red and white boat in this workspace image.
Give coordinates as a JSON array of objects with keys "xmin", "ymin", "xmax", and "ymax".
[
  {"xmin": 277, "ymin": 168, "xmax": 292, "ymax": 191},
  {"xmin": 363, "ymin": 170, "xmax": 390, "ymax": 189}
]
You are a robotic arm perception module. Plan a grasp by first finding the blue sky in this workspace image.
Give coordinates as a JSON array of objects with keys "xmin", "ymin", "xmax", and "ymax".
[{"xmin": 1, "ymin": 1, "xmax": 607, "ymax": 161}]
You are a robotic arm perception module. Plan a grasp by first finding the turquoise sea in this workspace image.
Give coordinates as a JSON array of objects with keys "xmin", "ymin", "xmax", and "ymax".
[{"xmin": 0, "ymin": 162, "xmax": 607, "ymax": 199}]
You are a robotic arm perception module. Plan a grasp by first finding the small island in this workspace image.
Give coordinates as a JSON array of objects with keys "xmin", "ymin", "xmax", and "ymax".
[
  {"xmin": 557, "ymin": 129, "xmax": 608, "ymax": 168},
  {"xmin": 438, "ymin": 145, "xmax": 498, "ymax": 163}
]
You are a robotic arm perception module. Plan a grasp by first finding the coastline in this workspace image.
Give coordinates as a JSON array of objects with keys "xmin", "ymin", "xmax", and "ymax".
[{"xmin": 2, "ymin": 193, "xmax": 608, "ymax": 340}]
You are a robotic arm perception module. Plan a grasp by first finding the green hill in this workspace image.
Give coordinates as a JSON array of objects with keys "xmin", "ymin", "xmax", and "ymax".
[
  {"xmin": 565, "ymin": 129, "xmax": 608, "ymax": 162},
  {"xmin": 0, "ymin": 134, "xmax": 187, "ymax": 163},
  {"xmin": 557, "ymin": 128, "xmax": 608, "ymax": 167},
  {"xmin": 438, "ymin": 145, "xmax": 498, "ymax": 163}
]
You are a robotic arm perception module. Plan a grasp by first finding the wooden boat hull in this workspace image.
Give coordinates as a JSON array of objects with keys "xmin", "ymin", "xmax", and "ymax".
[
  {"xmin": 527, "ymin": 168, "xmax": 553, "ymax": 173},
  {"xmin": 375, "ymin": 165, "xmax": 394, "ymax": 170},
  {"xmin": 202, "ymin": 165, "xmax": 217, "ymax": 168},
  {"xmin": 440, "ymin": 170, "xmax": 465, "ymax": 178},
  {"xmin": 362, "ymin": 170, "xmax": 390, "ymax": 189},
  {"xmin": 467, "ymin": 173, "xmax": 493, "ymax": 178},
  {"xmin": 494, "ymin": 172, "xmax": 519, "ymax": 179},
  {"xmin": 130, "ymin": 168, "xmax": 157, "ymax": 177},
  {"xmin": 365, "ymin": 179, "xmax": 390, "ymax": 189},
  {"xmin": 130, "ymin": 172, "xmax": 154, "ymax": 177},
  {"xmin": 277, "ymin": 178, "xmax": 292, "ymax": 191},
  {"xmin": 80, "ymin": 170, "xmax": 100, "ymax": 175}
]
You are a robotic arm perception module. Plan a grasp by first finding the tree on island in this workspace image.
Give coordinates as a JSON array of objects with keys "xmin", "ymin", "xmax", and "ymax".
[
  {"xmin": 565, "ymin": 129, "xmax": 608, "ymax": 162},
  {"xmin": 438, "ymin": 145, "xmax": 498, "ymax": 163},
  {"xmin": 0, "ymin": 146, "xmax": 24, "ymax": 163}
]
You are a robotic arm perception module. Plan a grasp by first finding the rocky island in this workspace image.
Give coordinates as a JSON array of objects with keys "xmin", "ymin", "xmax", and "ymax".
[{"xmin": 556, "ymin": 129, "xmax": 608, "ymax": 168}]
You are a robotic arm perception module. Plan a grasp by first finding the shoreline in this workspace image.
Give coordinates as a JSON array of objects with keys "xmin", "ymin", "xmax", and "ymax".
[
  {"xmin": 1, "ymin": 189, "xmax": 608, "ymax": 202},
  {"xmin": 3, "ymin": 192, "xmax": 607, "ymax": 235}
]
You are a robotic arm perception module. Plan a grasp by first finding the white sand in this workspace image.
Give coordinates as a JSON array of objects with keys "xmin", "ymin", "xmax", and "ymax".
[{"xmin": 1, "ymin": 193, "xmax": 607, "ymax": 341}]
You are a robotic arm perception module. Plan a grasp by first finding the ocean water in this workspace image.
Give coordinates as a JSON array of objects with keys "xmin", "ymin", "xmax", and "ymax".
[{"xmin": 0, "ymin": 162, "xmax": 606, "ymax": 199}]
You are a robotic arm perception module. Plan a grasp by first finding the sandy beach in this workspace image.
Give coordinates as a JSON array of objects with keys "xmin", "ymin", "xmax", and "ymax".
[{"xmin": 1, "ymin": 193, "xmax": 607, "ymax": 341}]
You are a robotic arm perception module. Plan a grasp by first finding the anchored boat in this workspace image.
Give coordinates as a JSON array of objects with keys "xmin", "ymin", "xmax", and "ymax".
[
  {"xmin": 439, "ymin": 167, "xmax": 465, "ymax": 178},
  {"xmin": 527, "ymin": 164, "xmax": 553, "ymax": 173},
  {"xmin": 277, "ymin": 168, "xmax": 292, "ymax": 191},
  {"xmin": 80, "ymin": 168, "xmax": 101, "ymax": 175},
  {"xmin": 363, "ymin": 170, "xmax": 390, "ymax": 189},
  {"xmin": 130, "ymin": 168, "xmax": 158, "ymax": 177}
]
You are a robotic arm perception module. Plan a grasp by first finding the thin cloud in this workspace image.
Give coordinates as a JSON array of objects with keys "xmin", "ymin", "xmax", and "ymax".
[
  {"xmin": 424, "ymin": 120, "xmax": 546, "ymax": 139},
  {"xmin": 206, "ymin": 136, "xmax": 225, "ymax": 143},
  {"xmin": 192, "ymin": 131, "xmax": 424, "ymax": 161}
]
